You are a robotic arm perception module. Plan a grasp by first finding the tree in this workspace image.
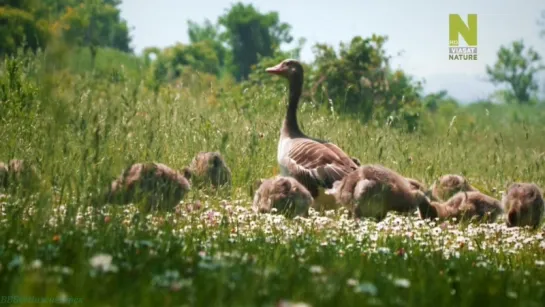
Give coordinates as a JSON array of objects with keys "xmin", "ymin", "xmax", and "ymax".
[
  {"xmin": 187, "ymin": 19, "xmax": 228, "ymax": 71},
  {"xmin": 486, "ymin": 40, "xmax": 544, "ymax": 104},
  {"xmin": 312, "ymin": 35, "xmax": 423, "ymax": 130},
  {"xmin": 219, "ymin": 3, "xmax": 293, "ymax": 81},
  {"xmin": 0, "ymin": 1, "xmax": 50, "ymax": 56},
  {"xmin": 148, "ymin": 41, "xmax": 220, "ymax": 85},
  {"xmin": 55, "ymin": 0, "xmax": 132, "ymax": 66}
]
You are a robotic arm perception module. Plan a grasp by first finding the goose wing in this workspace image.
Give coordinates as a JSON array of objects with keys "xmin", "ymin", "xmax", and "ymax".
[{"xmin": 281, "ymin": 138, "xmax": 358, "ymax": 189}]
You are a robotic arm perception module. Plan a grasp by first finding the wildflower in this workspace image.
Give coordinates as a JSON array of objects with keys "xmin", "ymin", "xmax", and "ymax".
[
  {"xmin": 30, "ymin": 259, "xmax": 42, "ymax": 269},
  {"xmin": 89, "ymin": 253, "xmax": 118, "ymax": 273},
  {"xmin": 354, "ymin": 282, "xmax": 378, "ymax": 296},
  {"xmin": 507, "ymin": 290, "xmax": 518, "ymax": 299},
  {"xmin": 393, "ymin": 278, "xmax": 411, "ymax": 288},
  {"xmin": 277, "ymin": 300, "xmax": 312, "ymax": 307},
  {"xmin": 377, "ymin": 247, "xmax": 390, "ymax": 254},
  {"xmin": 309, "ymin": 265, "xmax": 323, "ymax": 274},
  {"xmin": 346, "ymin": 278, "xmax": 358, "ymax": 287}
]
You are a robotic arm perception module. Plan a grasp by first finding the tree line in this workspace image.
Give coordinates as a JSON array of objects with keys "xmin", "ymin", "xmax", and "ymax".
[{"xmin": 2, "ymin": 1, "xmax": 544, "ymax": 130}]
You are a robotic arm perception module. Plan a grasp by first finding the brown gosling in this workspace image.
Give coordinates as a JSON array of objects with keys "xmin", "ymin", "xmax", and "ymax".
[
  {"xmin": 105, "ymin": 162, "xmax": 191, "ymax": 212},
  {"xmin": 0, "ymin": 162, "xmax": 7, "ymax": 189},
  {"xmin": 252, "ymin": 176, "xmax": 314, "ymax": 218},
  {"xmin": 405, "ymin": 177, "xmax": 427, "ymax": 193},
  {"xmin": 418, "ymin": 191, "xmax": 503, "ymax": 223},
  {"xmin": 428, "ymin": 174, "xmax": 478, "ymax": 201},
  {"xmin": 325, "ymin": 164, "xmax": 429, "ymax": 221},
  {"xmin": 1, "ymin": 159, "xmax": 40, "ymax": 191},
  {"xmin": 502, "ymin": 183, "xmax": 544, "ymax": 229},
  {"xmin": 188, "ymin": 151, "xmax": 232, "ymax": 188}
]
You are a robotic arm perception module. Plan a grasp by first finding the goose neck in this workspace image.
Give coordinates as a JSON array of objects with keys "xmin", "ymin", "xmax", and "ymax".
[{"xmin": 282, "ymin": 75, "xmax": 304, "ymax": 138}]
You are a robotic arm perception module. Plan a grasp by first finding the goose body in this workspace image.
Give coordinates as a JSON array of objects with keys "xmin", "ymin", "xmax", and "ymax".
[{"xmin": 266, "ymin": 59, "xmax": 358, "ymax": 211}]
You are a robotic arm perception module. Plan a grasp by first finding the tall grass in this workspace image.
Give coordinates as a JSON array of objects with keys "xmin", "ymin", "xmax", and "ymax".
[{"xmin": 1, "ymin": 51, "xmax": 545, "ymax": 306}]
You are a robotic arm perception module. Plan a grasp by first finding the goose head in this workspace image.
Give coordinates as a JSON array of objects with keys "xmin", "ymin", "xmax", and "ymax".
[{"xmin": 266, "ymin": 59, "xmax": 304, "ymax": 81}]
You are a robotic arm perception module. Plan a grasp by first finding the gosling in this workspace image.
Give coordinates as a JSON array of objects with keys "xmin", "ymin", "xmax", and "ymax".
[
  {"xmin": 0, "ymin": 162, "xmax": 7, "ymax": 188},
  {"xmin": 188, "ymin": 151, "xmax": 232, "ymax": 188},
  {"xmin": 418, "ymin": 190, "xmax": 502, "ymax": 223},
  {"xmin": 0, "ymin": 159, "xmax": 40, "ymax": 191},
  {"xmin": 502, "ymin": 182, "xmax": 544, "ymax": 229},
  {"xmin": 405, "ymin": 177, "xmax": 427, "ymax": 193},
  {"xmin": 429, "ymin": 174, "xmax": 478, "ymax": 201},
  {"xmin": 252, "ymin": 176, "xmax": 313, "ymax": 218},
  {"xmin": 325, "ymin": 164, "xmax": 429, "ymax": 221},
  {"xmin": 105, "ymin": 162, "xmax": 191, "ymax": 212}
]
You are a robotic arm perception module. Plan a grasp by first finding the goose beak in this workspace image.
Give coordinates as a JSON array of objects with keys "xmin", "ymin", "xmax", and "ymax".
[{"xmin": 266, "ymin": 63, "xmax": 285, "ymax": 75}]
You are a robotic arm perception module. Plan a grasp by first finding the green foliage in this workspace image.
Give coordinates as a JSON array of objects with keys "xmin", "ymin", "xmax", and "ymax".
[
  {"xmin": 0, "ymin": 0, "xmax": 131, "ymax": 58},
  {"xmin": 2, "ymin": 52, "xmax": 545, "ymax": 305},
  {"xmin": 0, "ymin": 55, "xmax": 41, "ymax": 119},
  {"xmin": 57, "ymin": 0, "xmax": 132, "ymax": 53},
  {"xmin": 312, "ymin": 35, "xmax": 424, "ymax": 131},
  {"xmin": 0, "ymin": 6, "xmax": 50, "ymax": 55},
  {"xmin": 146, "ymin": 41, "xmax": 220, "ymax": 92},
  {"xmin": 187, "ymin": 19, "xmax": 228, "ymax": 69},
  {"xmin": 219, "ymin": 2, "xmax": 293, "ymax": 81},
  {"xmin": 486, "ymin": 40, "xmax": 544, "ymax": 104}
]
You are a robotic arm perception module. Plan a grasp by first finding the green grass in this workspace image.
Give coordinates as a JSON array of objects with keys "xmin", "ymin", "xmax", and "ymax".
[{"xmin": 1, "ymin": 52, "xmax": 545, "ymax": 307}]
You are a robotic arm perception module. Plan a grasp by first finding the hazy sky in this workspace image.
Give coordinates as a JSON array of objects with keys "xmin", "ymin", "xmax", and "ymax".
[{"xmin": 119, "ymin": 0, "xmax": 545, "ymax": 102}]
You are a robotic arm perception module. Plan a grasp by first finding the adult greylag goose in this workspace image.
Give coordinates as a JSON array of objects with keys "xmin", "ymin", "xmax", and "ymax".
[
  {"xmin": 266, "ymin": 59, "xmax": 359, "ymax": 210},
  {"xmin": 418, "ymin": 190, "xmax": 502, "ymax": 224},
  {"xmin": 325, "ymin": 164, "xmax": 429, "ymax": 221},
  {"xmin": 502, "ymin": 182, "xmax": 544, "ymax": 229}
]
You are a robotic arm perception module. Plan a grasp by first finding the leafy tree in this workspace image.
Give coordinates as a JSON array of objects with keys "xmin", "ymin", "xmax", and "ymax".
[
  {"xmin": 486, "ymin": 40, "xmax": 544, "ymax": 104},
  {"xmin": 312, "ymin": 35, "xmax": 423, "ymax": 131},
  {"xmin": 187, "ymin": 19, "xmax": 227, "ymax": 69},
  {"xmin": 1, "ymin": 0, "xmax": 132, "ymax": 58},
  {"xmin": 219, "ymin": 3, "xmax": 293, "ymax": 81},
  {"xmin": 0, "ymin": 4, "xmax": 50, "ymax": 55},
  {"xmin": 148, "ymin": 41, "xmax": 220, "ymax": 86},
  {"xmin": 59, "ymin": 0, "xmax": 131, "ymax": 53}
]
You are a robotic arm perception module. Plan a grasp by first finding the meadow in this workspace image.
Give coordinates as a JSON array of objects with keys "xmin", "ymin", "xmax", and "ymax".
[{"xmin": 2, "ymin": 50, "xmax": 545, "ymax": 307}]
